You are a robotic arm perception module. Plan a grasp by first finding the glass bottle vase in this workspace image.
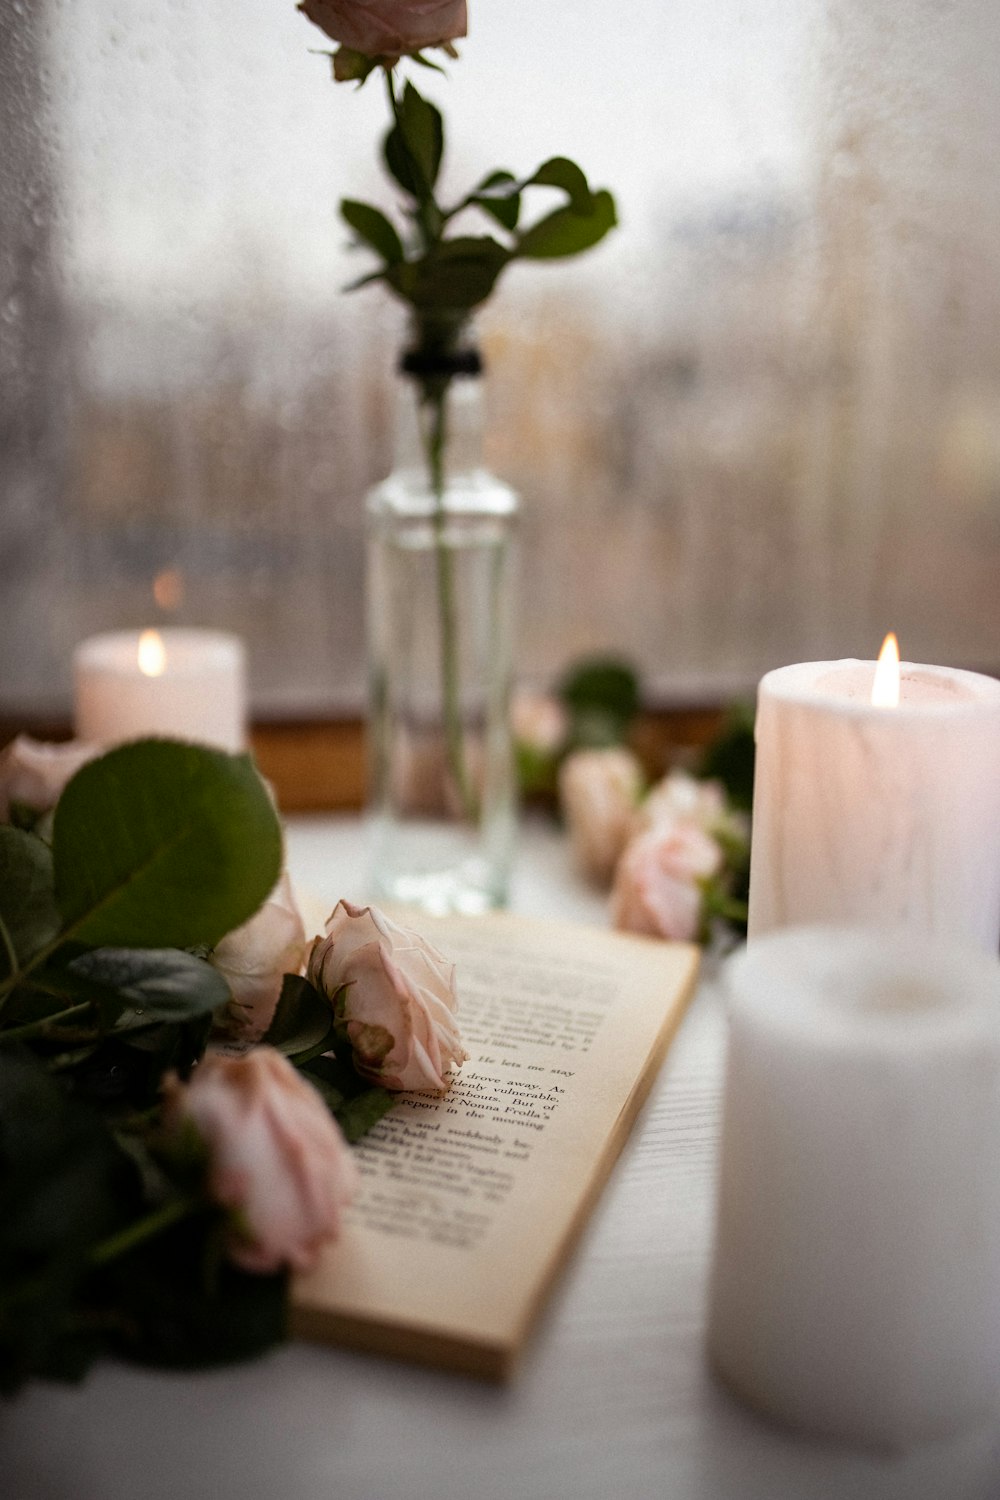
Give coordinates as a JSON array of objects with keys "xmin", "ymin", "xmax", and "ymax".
[{"xmin": 366, "ymin": 335, "xmax": 519, "ymax": 914}]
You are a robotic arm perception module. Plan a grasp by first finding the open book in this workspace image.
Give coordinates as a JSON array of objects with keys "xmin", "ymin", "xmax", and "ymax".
[{"xmin": 291, "ymin": 912, "xmax": 699, "ymax": 1378}]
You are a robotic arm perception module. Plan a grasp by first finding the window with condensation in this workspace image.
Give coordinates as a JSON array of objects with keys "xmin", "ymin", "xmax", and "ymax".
[{"xmin": 2, "ymin": 0, "xmax": 999, "ymax": 720}]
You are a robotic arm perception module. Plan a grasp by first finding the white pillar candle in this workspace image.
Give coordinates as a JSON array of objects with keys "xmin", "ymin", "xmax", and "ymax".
[
  {"xmin": 748, "ymin": 657, "xmax": 1000, "ymax": 952},
  {"xmin": 74, "ymin": 629, "xmax": 246, "ymax": 752},
  {"xmin": 708, "ymin": 927, "xmax": 1000, "ymax": 1449}
]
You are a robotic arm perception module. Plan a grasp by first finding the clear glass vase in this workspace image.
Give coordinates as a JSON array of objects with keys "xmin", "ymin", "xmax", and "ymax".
[{"xmin": 366, "ymin": 333, "xmax": 519, "ymax": 914}]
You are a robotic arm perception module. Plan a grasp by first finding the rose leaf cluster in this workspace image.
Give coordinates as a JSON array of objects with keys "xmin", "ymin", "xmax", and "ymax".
[
  {"xmin": 0, "ymin": 739, "xmax": 300, "ymax": 1389},
  {"xmin": 0, "ymin": 738, "xmax": 470, "ymax": 1393}
]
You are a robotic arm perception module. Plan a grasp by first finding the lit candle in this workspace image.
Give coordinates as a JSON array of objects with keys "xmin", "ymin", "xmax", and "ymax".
[
  {"xmin": 748, "ymin": 640, "xmax": 1000, "ymax": 953},
  {"xmin": 74, "ymin": 628, "xmax": 246, "ymax": 751},
  {"xmin": 708, "ymin": 927, "xmax": 1000, "ymax": 1449}
]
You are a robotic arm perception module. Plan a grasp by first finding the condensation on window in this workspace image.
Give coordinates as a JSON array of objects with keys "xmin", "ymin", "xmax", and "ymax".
[{"xmin": 1, "ymin": 0, "xmax": 998, "ymax": 718}]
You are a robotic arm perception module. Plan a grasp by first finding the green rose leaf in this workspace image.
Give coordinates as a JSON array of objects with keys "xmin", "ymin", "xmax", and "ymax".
[
  {"xmin": 104, "ymin": 1212, "xmax": 288, "ymax": 1371},
  {"xmin": 400, "ymin": 81, "xmax": 444, "ymax": 189},
  {"xmin": 388, "ymin": 236, "xmax": 510, "ymax": 312},
  {"xmin": 527, "ymin": 156, "xmax": 593, "ymax": 213},
  {"xmin": 332, "ymin": 46, "xmax": 379, "ymax": 85},
  {"xmin": 8, "ymin": 802, "xmax": 45, "ymax": 835},
  {"xmin": 384, "ymin": 126, "xmax": 418, "ymax": 197},
  {"xmin": 65, "ymin": 948, "xmax": 231, "ymax": 1030},
  {"xmin": 263, "ymin": 973, "xmax": 335, "ymax": 1063},
  {"xmin": 301, "ymin": 1053, "xmax": 394, "ymax": 1143},
  {"xmin": 384, "ymin": 81, "xmax": 443, "ymax": 197},
  {"xmin": 409, "ymin": 50, "xmax": 447, "ymax": 77},
  {"xmin": 52, "ymin": 741, "xmax": 282, "ymax": 951},
  {"xmin": 472, "ymin": 170, "xmax": 521, "ymax": 232},
  {"xmin": 559, "ymin": 656, "xmax": 640, "ymax": 724},
  {"xmin": 697, "ymin": 701, "xmax": 757, "ymax": 812},
  {"xmin": 0, "ymin": 827, "xmax": 60, "ymax": 975},
  {"xmin": 516, "ymin": 741, "xmax": 560, "ymax": 799},
  {"xmin": 340, "ymin": 198, "xmax": 404, "ymax": 264},
  {"xmin": 337, "ymin": 1085, "xmax": 396, "ymax": 1143},
  {"xmin": 0, "ymin": 1049, "xmax": 136, "ymax": 1393},
  {"xmin": 516, "ymin": 188, "xmax": 617, "ymax": 260}
]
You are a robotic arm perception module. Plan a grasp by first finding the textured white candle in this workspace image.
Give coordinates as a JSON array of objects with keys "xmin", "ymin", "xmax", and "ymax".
[
  {"xmin": 708, "ymin": 927, "xmax": 1000, "ymax": 1449},
  {"xmin": 74, "ymin": 629, "xmax": 246, "ymax": 752},
  {"xmin": 748, "ymin": 659, "xmax": 1000, "ymax": 952}
]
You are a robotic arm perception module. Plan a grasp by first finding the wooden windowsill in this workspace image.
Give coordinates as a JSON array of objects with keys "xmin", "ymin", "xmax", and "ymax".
[{"xmin": 0, "ymin": 708, "xmax": 728, "ymax": 814}]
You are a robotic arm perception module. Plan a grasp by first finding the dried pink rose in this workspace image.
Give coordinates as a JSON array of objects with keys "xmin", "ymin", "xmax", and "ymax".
[
  {"xmin": 298, "ymin": 0, "xmax": 467, "ymax": 61},
  {"xmin": 558, "ymin": 747, "xmax": 645, "ymax": 886},
  {"xmin": 308, "ymin": 900, "xmax": 466, "ymax": 1094},
  {"xmin": 0, "ymin": 735, "xmax": 97, "ymax": 822},
  {"xmin": 611, "ymin": 822, "xmax": 723, "ymax": 943},
  {"xmin": 162, "ymin": 1048, "xmax": 358, "ymax": 1274},
  {"xmin": 211, "ymin": 872, "xmax": 308, "ymax": 1044}
]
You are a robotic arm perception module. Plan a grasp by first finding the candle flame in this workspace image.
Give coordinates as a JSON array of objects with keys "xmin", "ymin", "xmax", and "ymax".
[
  {"xmin": 871, "ymin": 632, "xmax": 900, "ymax": 707},
  {"xmin": 137, "ymin": 629, "xmax": 167, "ymax": 678}
]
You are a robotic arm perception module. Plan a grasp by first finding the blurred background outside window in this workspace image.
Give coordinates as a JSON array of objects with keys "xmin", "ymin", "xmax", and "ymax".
[{"xmin": 2, "ymin": 0, "xmax": 998, "ymax": 721}]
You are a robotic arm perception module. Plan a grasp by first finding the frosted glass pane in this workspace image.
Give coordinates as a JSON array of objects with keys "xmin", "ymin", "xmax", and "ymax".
[{"xmin": 1, "ymin": 0, "xmax": 998, "ymax": 716}]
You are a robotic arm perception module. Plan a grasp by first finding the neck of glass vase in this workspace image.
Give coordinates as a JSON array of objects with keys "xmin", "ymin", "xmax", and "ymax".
[{"xmin": 394, "ymin": 318, "xmax": 485, "ymax": 486}]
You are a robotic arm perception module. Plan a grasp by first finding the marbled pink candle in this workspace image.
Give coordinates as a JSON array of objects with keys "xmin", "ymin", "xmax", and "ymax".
[{"xmin": 747, "ymin": 658, "xmax": 1000, "ymax": 952}]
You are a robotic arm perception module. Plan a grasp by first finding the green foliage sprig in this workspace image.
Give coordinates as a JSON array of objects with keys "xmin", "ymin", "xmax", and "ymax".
[{"xmin": 340, "ymin": 73, "xmax": 616, "ymax": 333}]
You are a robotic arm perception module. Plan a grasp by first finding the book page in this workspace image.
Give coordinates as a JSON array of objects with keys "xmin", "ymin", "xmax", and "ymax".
[{"xmin": 291, "ymin": 913, "xmax": 699, "ymax": 1377}]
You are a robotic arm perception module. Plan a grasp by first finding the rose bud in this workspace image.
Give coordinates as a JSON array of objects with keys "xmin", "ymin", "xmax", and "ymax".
[
  {"xmin": 511, "ymin": 691, "xmax": 569, "ymax": 758},
  {"xmin": 637, "ymin": 769, "xmax": 749, "ymax": 847},
  {"xmin": 611, "ymin": 822, "xmax": 724, "ymax": 943},
  {"xmin": 308, "ymin": 900, "xmax": 466, "ymax": 1094},
  {"xmin": 211, "ymin": 872, "xmax": 308, "ymax": 1045},
  {"xmin": 298, "ymin": 0, "xmax": 467, "ymax": 62},
  {"xmin": 161, "ymin": 1048, "xmax": 358, "ymax": 1275},
  {"xmin": 558, "ymin": 746, "xmax": 644, "ymax": 886},
  {"xmin": 0, "ymin": 735, "xmax": 97, "ymax": 823},
  {"xmin": 637, "ymin": 769, "xmax": 726, "ymax": 832}
]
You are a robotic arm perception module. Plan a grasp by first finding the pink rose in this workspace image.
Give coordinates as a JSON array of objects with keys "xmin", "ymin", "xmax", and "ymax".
[
  {"xmin": 298, "ymin": 0, "xmax": 467, "ymax": 61},
  {"xmin": 637, "ymin": 769, "xmax": 748, "ymax": 846},
  {"xmin": 638, "ymin": 770, "xmax": 726, "ymax": 832},
  {"xmin": 211, "ymin": 872, "xmax": 308, "ymax": 1044},
  {"xmin": 558, "ymin": 747, "xmax": 644, "ymax": 886},
  {"xmin": 611, "ymin": 822, "xmax": 723, "ymax": 942},
  {"xmin": 0, "ymin": 735, "xmax": 97, "ymax": 822},
  {"xmin": 307, "ymin": 900, "xmax": 466, "ymax": 1093},
  {"xmin": 162, "ymin": 1048, "xmax": 358, "ymax": 1274},
  {"xmin": 511, "ymin": 691, "xmax": 568, "ymax": 757}
]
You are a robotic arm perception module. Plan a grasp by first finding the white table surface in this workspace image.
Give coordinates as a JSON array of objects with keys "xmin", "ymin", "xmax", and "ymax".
[{"xmin": 3, "ymin": 816, "xmax": 999, "ymax": 1500}]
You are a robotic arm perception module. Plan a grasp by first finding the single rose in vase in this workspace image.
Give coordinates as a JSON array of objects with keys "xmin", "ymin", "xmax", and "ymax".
[
  {"xmin": 308, "ymin": 899, "xmax": 466, "ymax": 1093},
  {"xmin": 162, "ymin": 1048, "xmax": 358, "ymax": 1275},
  {"xmin": 297, "ymin": 0, "xmax": 467, "ymax": 62}
]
